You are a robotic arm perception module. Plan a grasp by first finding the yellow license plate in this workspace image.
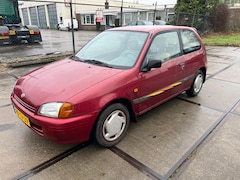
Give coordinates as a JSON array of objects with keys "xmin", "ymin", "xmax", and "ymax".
[
  {"xmin": 9, "ymin": 30, "xmax": 16, "ymax": 35},
  {"xmin": 29, "ymin": 30, "xmax": 34, "ymax": 34},
  {"xmin": 15, "ymin": 108, "xmax": 31, "ymax": 127}
]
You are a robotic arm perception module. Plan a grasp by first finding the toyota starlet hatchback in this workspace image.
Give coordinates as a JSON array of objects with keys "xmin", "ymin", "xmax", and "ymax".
[{"xmin": 11, "ymin": 26, "xmax": 207, "ymax": 147}]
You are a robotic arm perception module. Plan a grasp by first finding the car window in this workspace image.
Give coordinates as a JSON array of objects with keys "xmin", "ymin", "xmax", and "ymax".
[
  {"xmin": 180, "ymin": 30, "xmax": 201, "ymax": 54},
  {"xmin": 137, "ymin": 21, "xmax": 144, "ymax": 25},
  {"xmin": 76, "ymin": 31, "xmax": 148, "ymax": 69},
  {"xmin": 129, "ymin": 21, "xmax": 136, "ymax": 25},
  {"xmin": 77, "ymin": 32, "xmax": 122, "ymax": 59},
  {"xmin": 144, "ymin": 31, "xmax": 181, "ymax": 63}
]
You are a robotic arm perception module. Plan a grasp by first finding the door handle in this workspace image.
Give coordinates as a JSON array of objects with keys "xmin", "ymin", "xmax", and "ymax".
[{"xmin": 179, "ymin": 62, "xmax": 185, "ymax": 70}]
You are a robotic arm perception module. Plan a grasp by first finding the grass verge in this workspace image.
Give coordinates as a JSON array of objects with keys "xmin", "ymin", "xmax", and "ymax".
[{"xmin": 201, "ymin": 33, "xmax": 240, "ymax": 46}]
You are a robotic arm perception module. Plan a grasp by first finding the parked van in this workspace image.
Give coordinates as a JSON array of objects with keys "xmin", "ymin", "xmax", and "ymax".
[{"xmin": 57, "ymin": 19, "xmax": 78, "ymax": 31}]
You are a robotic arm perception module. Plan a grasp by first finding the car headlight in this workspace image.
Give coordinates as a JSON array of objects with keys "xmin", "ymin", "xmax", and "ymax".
[{"xmin": 39, "ymin": 102, "xmax": 74, "ymax": 118}]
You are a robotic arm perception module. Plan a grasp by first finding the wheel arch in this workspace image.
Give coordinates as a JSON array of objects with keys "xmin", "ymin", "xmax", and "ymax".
[
  {"xmin": 199, "ymin": 66, "xmax": 207, "ymax": 82},
  {"xmin": 98, "ymin": 98, "xmax": 137, "ymax": 123}
]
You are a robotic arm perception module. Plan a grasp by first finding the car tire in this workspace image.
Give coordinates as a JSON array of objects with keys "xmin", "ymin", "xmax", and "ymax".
[
  {"xmin": 186, "ymin": 70, "xmax": 204, "ymax": 97},
  {"xmin": 94, "ymin": 103, "xmax": 130, "ymax": 147}
]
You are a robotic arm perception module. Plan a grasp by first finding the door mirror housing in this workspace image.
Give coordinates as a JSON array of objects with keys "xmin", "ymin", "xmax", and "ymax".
[{"xmin": 142, "ymin": 60, "xmax": 162, "ymax": 72}]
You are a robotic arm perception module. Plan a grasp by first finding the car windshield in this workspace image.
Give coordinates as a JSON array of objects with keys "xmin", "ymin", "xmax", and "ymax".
[{"xmin": 75, "ymin": 30, "xmax": 148, "ymax": 69}]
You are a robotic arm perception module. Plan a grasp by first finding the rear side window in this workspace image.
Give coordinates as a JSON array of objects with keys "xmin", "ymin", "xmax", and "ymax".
[{"xmin": 180, "ymin": 30, "xmax": 201, "ymax": 54}]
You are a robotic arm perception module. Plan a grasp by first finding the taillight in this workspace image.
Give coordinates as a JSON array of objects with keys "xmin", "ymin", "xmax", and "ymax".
[{"xmin": 1, "ymin": 32, "xmax": 9, "ymax": 36}]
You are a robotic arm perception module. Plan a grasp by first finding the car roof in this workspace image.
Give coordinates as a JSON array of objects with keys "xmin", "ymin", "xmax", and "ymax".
[{"xmin": 109, "ymin": 25, "xmax": 196, "ymax": 34}]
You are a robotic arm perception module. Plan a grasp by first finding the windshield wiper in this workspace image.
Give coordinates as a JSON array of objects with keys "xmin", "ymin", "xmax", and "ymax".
[
  {"xmin": 84, "ymin": 59, "xmax": 113, "ymax": 68},
  {"xmin": 70, "ymin": 55, "xmax": 84, "ymax": 61}
]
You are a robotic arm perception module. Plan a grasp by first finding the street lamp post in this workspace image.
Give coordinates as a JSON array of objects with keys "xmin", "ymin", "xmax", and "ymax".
[
  {"xmin": 120, "ymin": 0, "xmax": 123, "ymax": 26},
  {"xmin": 153, "ymin": 2, "xmax": 157, "ymax": 25},
  {"xmin": 69, "ymin": 0, "xmax": 75, "ymax": 54}
]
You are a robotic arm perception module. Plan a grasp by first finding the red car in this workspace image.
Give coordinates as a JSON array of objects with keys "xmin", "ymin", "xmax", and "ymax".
[{"xmin": 11, "ymin": 26, "xmax": 207, "ymax": 147}]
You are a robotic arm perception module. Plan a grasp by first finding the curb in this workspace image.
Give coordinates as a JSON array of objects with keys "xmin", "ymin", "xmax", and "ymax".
[{"xmin": 0, "ymin": 51, "xmax": 73, "ymax": 68}]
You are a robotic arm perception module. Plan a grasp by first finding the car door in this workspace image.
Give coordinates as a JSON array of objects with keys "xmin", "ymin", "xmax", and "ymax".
[
  {"xmin": 180, "ymin": 29, "xmax": 202, "ymax": 89},
  {"xmin": 134, "ymin": 31, "xmax": 185, "ymax": 115}
]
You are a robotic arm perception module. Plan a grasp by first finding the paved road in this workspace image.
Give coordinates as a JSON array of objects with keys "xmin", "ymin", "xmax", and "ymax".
[
  {"xmin": 0, "ymin": 29, "xmax": 100, "ymax": 58},
  {"xmin": 0, "ymin": 30, "xmax": 240, "ymax": 179}
]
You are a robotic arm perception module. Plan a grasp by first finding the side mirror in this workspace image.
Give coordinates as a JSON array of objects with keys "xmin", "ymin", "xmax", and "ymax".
[{"xmin": 142, "ymin": 60, "xmax": 162, "ymax": 72}]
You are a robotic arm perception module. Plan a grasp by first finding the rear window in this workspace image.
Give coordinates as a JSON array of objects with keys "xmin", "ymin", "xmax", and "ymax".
[{"xmin": 180, "ymin": 30, "xmax": 201, "ymax": 54}]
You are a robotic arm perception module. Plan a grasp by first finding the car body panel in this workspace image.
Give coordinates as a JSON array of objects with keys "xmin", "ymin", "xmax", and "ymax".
[
  {"xmin": 134, "ymin": 56, "xmax": 183, "ymax": 114},
  {"xmin": 13, "ymin": 59, "xmax": 124, "ymax": 107}
]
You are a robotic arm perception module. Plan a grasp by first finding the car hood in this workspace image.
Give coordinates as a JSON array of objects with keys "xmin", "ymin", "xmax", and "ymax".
[{"xmin": 14, "ymin": 59, "xmax": 123, "ymax": 106}]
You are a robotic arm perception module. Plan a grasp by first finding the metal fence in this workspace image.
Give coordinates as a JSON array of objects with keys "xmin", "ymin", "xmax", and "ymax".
[
  {"xmin": 175, "ymin": 12, "xmax": 214, "ymax": 34},
  {"xmin": 228, "ymin": 8, "xmax": 240, "ymax": 31},
  {"xmin": 175, "ymin": 8, "xmax": 240, "ymax": 33}
]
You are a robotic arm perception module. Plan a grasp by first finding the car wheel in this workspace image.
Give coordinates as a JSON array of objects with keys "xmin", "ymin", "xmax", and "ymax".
[
  {"xmin": 186, "ymin": 70, "xmax": 204, "ymax": 97},
  {"xmin": 94, "ymin": 103, "xmax": 130, "ymax": 147}
]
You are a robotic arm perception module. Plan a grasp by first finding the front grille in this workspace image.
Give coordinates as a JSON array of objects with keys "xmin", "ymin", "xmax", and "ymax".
[{"xmin": 14, "ymin": 94, "xmax": 36, "ymax": 113}]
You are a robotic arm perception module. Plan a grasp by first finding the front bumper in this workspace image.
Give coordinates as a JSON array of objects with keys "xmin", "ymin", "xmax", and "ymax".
[{"xmin": 11, "ymin": 94, "xmax": 97, "ymax": 144}]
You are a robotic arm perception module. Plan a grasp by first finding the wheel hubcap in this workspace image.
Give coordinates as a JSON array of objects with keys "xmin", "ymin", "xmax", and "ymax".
[
  {"xmin": 194, "ymin": 74, "xmax": 203, "ymax": 93},
  {"xmin": 103, "ymin": 110, "xmax": 126, "ymax": 141}
]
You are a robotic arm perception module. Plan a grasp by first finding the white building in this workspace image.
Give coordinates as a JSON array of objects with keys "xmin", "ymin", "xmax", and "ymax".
[{"xmin": 19, "ymin": 0, "xmax": 175, "ymax": 30}]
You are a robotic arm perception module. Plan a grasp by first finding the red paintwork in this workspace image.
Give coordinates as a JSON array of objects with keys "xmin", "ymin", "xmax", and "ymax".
[{"xmin": 11, "ymin": 25, "xmax": 207, "ymax": 144}]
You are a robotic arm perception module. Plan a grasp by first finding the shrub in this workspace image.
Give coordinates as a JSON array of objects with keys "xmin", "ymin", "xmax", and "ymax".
[{"xmin": 214, "ymin": 3, "xmax": 229, "ymax": 32}]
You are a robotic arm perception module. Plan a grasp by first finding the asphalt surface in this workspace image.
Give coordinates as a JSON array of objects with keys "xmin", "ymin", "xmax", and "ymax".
[
  {"xmin": 0, "ymin": 32, "xmax": 240, "ymax": 179},
  {"xmin": 0, "ymin": 29, "xmax": 100, "ymax": 59},
  {"xmin": 0, "ymin": 29, "xmax": 100, "ymax": 67}
]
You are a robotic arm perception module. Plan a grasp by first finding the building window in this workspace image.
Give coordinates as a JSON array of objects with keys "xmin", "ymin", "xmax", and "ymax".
[
  {"xmin": 140, "ymin": 12, "xmax": 147, "ymax": 20},
  {"xmin": 29, "ymin": 7, "xmax": 38, "ymax": 26},
  {"xmin": 124, "ymin": 13, "xmax": 132, "ymax": 24},
  {"xmin": 47, "ymin": 4, "xmax": 58, "ymax": 29},
  {"xmin": 22, "ymin": 8, "xmax": 29, "ymax": 25},
  {"xmin": 81, "ymin": 14, "xmax": 95, "ymax": 25},
  {"xmin": 148, "ymin": 12, "xmax": 154, "ymax": 21}
]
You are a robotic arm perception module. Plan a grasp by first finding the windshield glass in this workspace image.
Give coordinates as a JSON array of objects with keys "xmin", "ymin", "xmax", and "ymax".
[{"xmin": 75, "ymin": 30, "xmax": 148, "ymax": 69}]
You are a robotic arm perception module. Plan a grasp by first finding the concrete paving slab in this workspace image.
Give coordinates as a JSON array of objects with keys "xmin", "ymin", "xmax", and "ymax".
[
  {"xmin": 207, "ymin": 53, "xmax": 238, "ymax": 65},
  {"xmin": 206, "ymin": 46, "xmax": 240, "ymax": 58},
  {"xmin": 116, "ymin": 98, "xmax": 223, "ymax": 177},
  {"xmin": 0, "ymin": 106, "xmax": 75, "ymax": 180},
  {"xmin": 30, "ymin": 145, "xmax": 151, "ymax": 180},
  {"xmin": 206, "ymin": 61, "xmax": 230, "ymax": 75},
  {"xmin": 180, "ymin": 78, "xmax": 240, "ymax": 112},
  {"xmin": 213, "ymin": 61, "xmax": 240, "ymax": 84},
  {"xmin": 7, "ymin": 65, "xmax": 40, "ymax": 78},
  {"xmin": 0, "ymin": 73, "xmax": 16, "ymax": 106},
  {"xmin": 232, "ymin": 102, "xmax": 240, "ymax": 115},
  {"xmin": 177, "ymin": 113, "xmax": 240, "ymax": 180}
]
